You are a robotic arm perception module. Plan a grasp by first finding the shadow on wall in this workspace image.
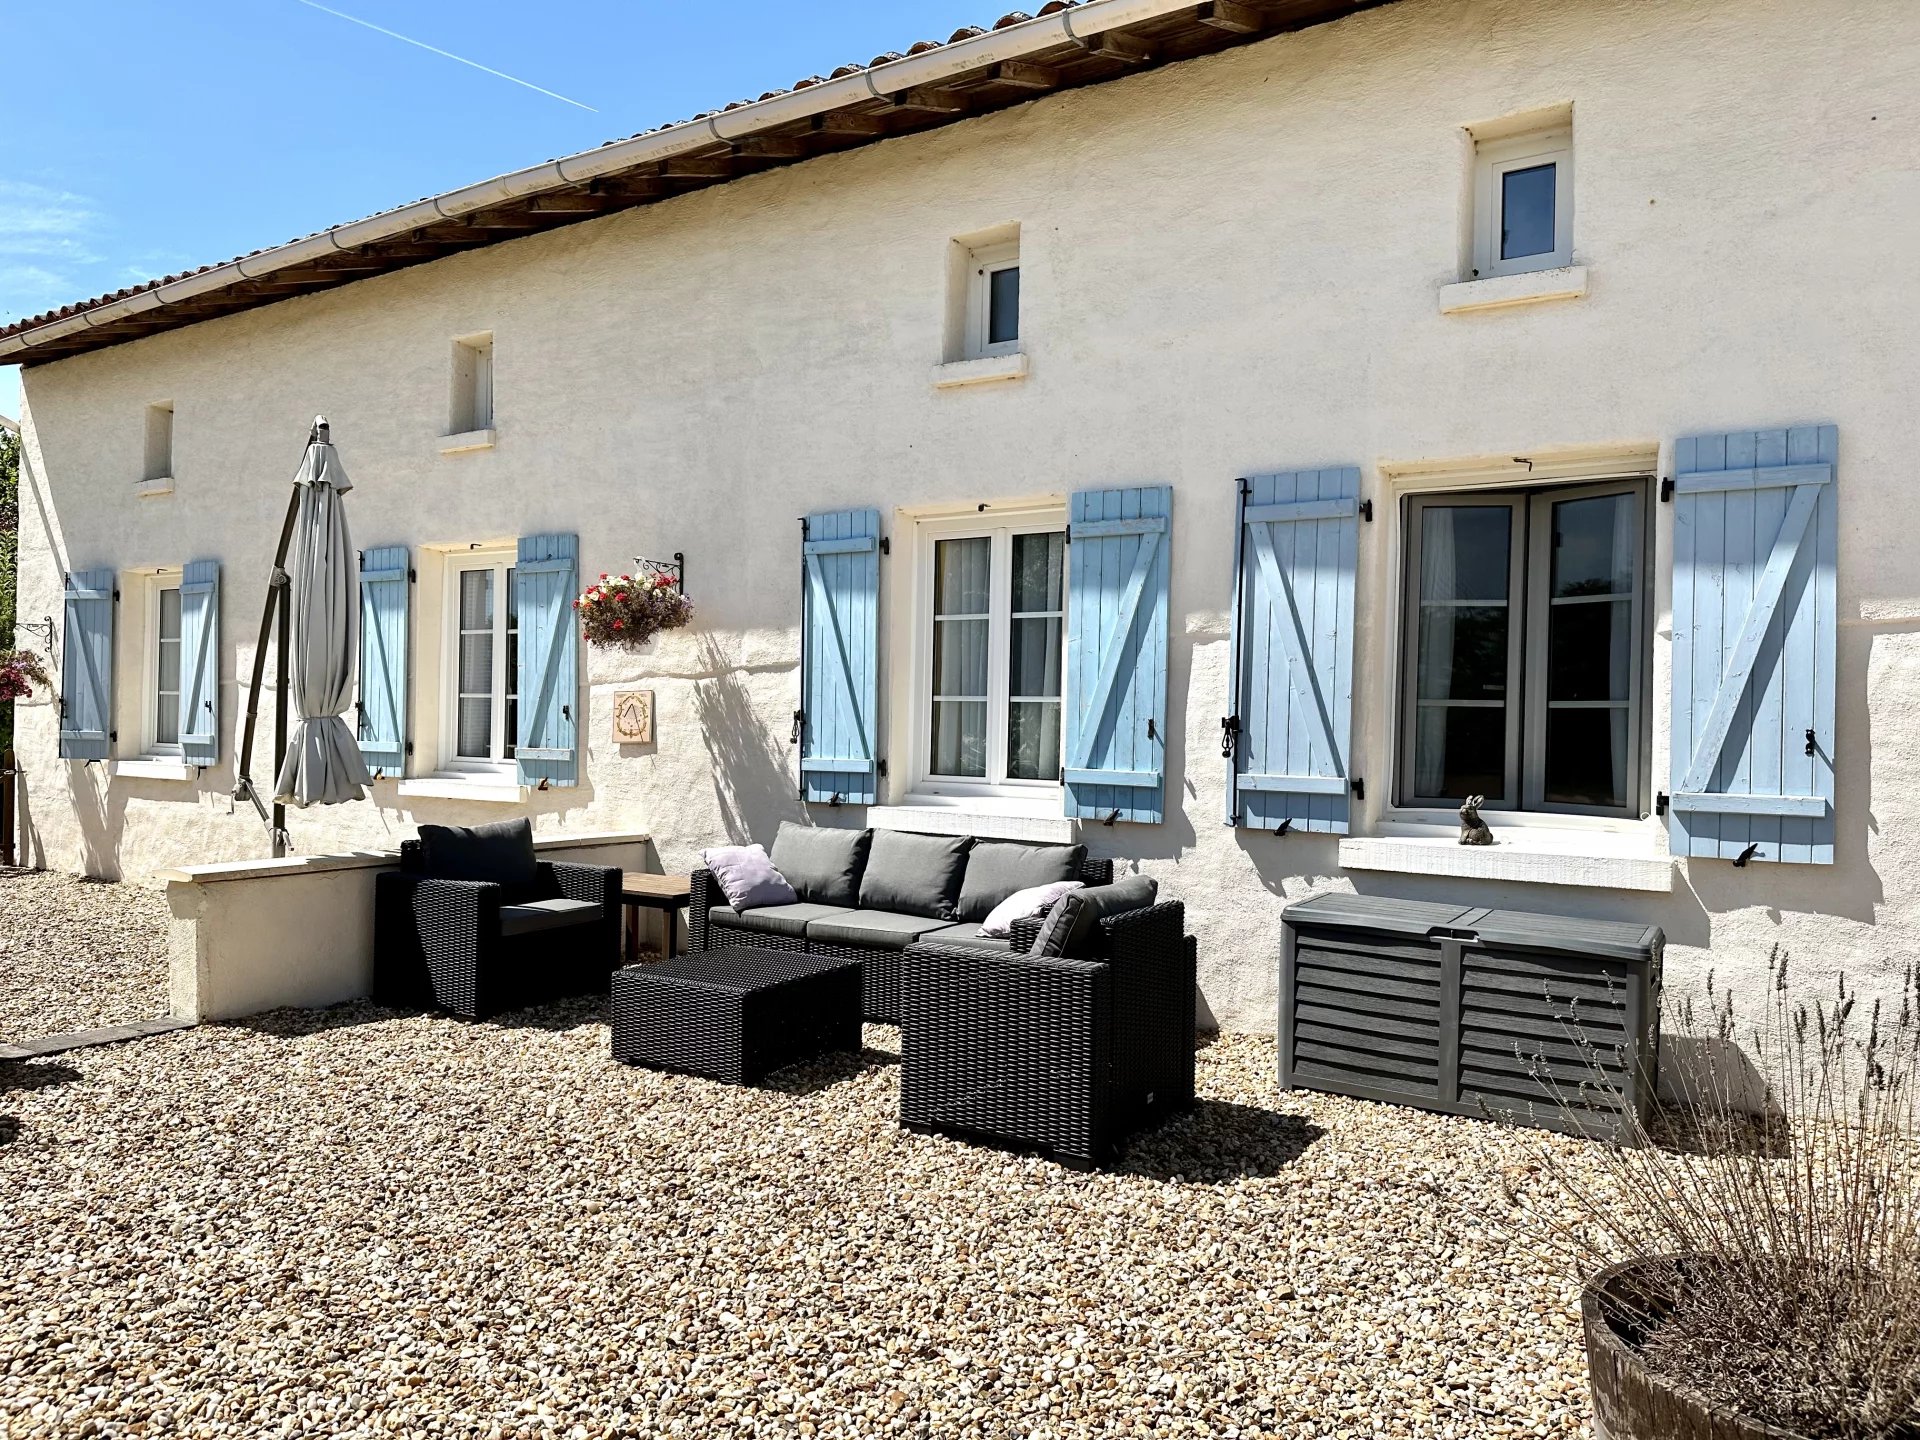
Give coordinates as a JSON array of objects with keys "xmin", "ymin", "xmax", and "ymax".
[{"xmin": 690, "ymin": 635, "xmax": 803, "ymax": 846}]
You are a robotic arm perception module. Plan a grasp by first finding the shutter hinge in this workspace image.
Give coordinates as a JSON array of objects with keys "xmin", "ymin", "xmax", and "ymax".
[
  {"xmin": 1359, "ymin": 499, "xmax": 1374, "ymax": 522},
  {"xmin": 1656, "ymin": 791, "xmax": 1669, "ymax": 816},
  {"xmin": 1660, "ymin": 477, "xmax": 1675, "ymax": 503},
  {"xmin": 409, "ymin": 568, "xmax": 417, "ymax": 583},
  {"xmin": 790, "ymin": 709, "xmax": 804, "ymax": 744},
  {"xmin": 109, "ymin": 730, "xmax": 117, "ymax": 742},
  {"xmin": 1064, "ymin": 525, "xmax": 1071, "ymax": 545},
  {"xmin": 1350, "ymin": 778, "xmax": 1365, "ymax": 800},
  {"xmin": 1235, "ymin": 477, "xmax": 1251, "ymax": 496},
  {"xmin": 1220, "ymin": 715, "xmax": 1239, "ymax": 758},
  {"xmin": 879, "ymin": 536, "xmax": 890, "ymax": 556},
  {"xmin": 358, "ymin": 552, "xmax": 364, "ymax": 570}
]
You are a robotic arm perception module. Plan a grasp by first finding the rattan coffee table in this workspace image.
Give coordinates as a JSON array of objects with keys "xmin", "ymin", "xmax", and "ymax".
[{"xmin": 610, "ymin": 947, "xmax": 864, "ymax": 1085}]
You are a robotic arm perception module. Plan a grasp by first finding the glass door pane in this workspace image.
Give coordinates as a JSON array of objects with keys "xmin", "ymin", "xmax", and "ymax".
[
  {"xmin": 504, "ymin": 568, "xmax": 520, "ymax": 761},
  {"xmin": 1408, "ymin": 502, "xmax": 1517, "ymax": 802},
  {"xmin": 456, "ymin": 569, "xmax": 495, "ymax": 759},
  {"xmin": 1540, "ymin": 490, "xmax": 1639, "ymax": 809},
  {"xmin": 154, "ymin": 587, "xmax": 182, "ymax": 747},
  {"xmin": 931, "ymin": 537, "xmax": 990, "ymax": 778},
  {"xmin": 1007, "ymin": 531, "xmax": 1065, "ymax": 780}
]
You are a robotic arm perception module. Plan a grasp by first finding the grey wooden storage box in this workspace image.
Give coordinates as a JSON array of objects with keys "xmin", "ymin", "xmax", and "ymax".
[{"xmin": 1279, "ymin": 894, "xmax": 1662, "ymax": 1140}]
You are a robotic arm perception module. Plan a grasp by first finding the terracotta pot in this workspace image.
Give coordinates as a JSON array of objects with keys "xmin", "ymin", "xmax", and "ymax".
[{"xmin": 1582, "ymin": 1257, "xmax": 1811, "ymax": 1440}]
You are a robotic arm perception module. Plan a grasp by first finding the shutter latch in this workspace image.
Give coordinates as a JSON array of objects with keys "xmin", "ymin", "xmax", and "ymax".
[
  {"xmin": 1350, "ymin": 778, "xmax": 1365, "ymax": 800},
  {"xmin": 1656, "ymin": 792, "xmax": 1670, "ymax": 816},
  {"xmin": 1220, "ymin": 715, "xmax": 1240, "ymax": 758},
  {"xmin": 1805, "ymin": 729, "xmax": 1817, "ymax": 758},
  {"xmin": 1733, "ymin": 843, "xmax": 1762, "ymax": 867},
  {"xmin": 790, "ymin": 709, "xmax": 804, "ymax": 744},
  {"xmin": 1660, "ymin": 477, "xmax": 1675, "ymax": 502}
]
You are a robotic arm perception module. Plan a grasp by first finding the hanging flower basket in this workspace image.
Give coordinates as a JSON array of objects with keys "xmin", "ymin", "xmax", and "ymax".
[
  {"xmin": 575, "ymin": 571, "xmax": 693, "ymax": 649},
  {"xmin": 0, "ymin": 650, "xmax": 51, "ymax": 704}
]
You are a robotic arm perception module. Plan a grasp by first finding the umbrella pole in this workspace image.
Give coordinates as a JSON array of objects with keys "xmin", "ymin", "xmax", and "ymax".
[{"xmin": 234, "ymin": 427, "xmax": 316, "ymax": 855}]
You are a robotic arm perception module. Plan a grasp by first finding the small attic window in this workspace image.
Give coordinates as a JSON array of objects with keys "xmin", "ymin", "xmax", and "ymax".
[
  {"xmin": 449, "ymin": 333, "xmax": 494, "ymax": 436},
  {"xmin": 143, "ymin": 403, "xmax": 174, "ymax": 482},
  {"xmin": 1470, "ymin": 113, "xmax": 1574, "ymax": 280}
]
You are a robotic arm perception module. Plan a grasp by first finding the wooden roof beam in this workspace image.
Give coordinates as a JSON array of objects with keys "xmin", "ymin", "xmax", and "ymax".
[
  {"xmin": 994, "ymin": 60, "xmax": 1062, "ymax": 89},
  {"xmin": 812, "ymin": 110, "xmax": 889, "ymax": 137},
  {"xmin": 892, "ymin": 87, "xmax": 969, "ymax": 114},
  {"xmin": 733, "ymin": 135, "xmax": 810, "ymax": 160},
  {"xmin": 1075, "ymin": 31, "xmax": 1155, "ymax": 64},
  {"xmin": 659, "ymin": 153, "xmax": 734, "ymax": 180},
  {"xmin": 1196, "ymin": 1, "xmax": 1267, "ymax": 32}
]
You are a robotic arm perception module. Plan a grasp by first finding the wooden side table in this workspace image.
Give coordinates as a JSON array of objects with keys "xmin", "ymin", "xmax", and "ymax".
[{"xmin": 620, "ymin": 873, "xmax": 694, "ymax": 964}]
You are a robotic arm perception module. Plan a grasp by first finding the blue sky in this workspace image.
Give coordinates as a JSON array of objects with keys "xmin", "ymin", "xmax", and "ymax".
[{"xmin": 0, "ymin": 0, "xmax": 990, "ymax": 421}]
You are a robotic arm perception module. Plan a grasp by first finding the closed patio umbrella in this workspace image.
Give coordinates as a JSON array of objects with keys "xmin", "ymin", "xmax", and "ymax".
[{"xmin": 271, "ymin": 422, "xmax": 372, "ymax": 808}]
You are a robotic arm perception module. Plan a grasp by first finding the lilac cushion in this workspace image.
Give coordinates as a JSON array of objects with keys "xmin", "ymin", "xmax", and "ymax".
[
  {"xmin": 699, "ymin": 844, "xmax": 798, "ymax": 911},
  {"xmin": 979, "ymin": 880, "xmax": 1084, "ymax": 938}
]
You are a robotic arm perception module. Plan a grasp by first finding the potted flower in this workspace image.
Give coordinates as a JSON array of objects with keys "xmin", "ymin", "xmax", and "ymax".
[
  {"xmin": 0, "ymin": 649, "xmax": 51, "ymax": 703},
  {"xmin": 1515, "ymin": 953, "xmax": 1920, "ymax": 1440},
  {"xmin": 574, "ymin": 570, "xmax": 693, "ymax": 649}
]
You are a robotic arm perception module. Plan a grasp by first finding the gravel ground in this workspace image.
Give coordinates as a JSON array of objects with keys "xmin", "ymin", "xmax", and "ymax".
[
  {"xmin": 0, "ymin": 991, "xmax": 1611, "ymax": 1440},
  {"xmin": 0, "ymin": 870, "xmax": 171, "ymax": 1041}
]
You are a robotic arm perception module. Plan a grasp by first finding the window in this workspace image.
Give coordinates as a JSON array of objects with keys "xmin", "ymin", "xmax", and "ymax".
[
  {"xmin": 946, "ymin": 227, "xmax": 1022, "ymax": 363},
  {"xmin": 442, "ymin": 554, "xmax": 519, "ymax": 772},
  {"xmin": 1472, "ymin": 123, "xmax": 1573, "ymax": 279},
  {"xmin": 143, "ymin": 571, "xmax": 184, "ymax": 755},
  {"xmin": 143, "ymin": 403, "xmax": 174, "ymax": 482},
  {"xmin": 917, "ymin": 517, "xmax": 1065, "ymax": 796},
  {"xmin": 449, "ymin": 333, "xmax": 494, "ymax": 435},
  {"xmin": 1398, "ymin": 480, "xmax": 1649, "ymax": 817}
]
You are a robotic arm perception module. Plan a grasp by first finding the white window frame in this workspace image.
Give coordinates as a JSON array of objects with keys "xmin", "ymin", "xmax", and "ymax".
[
  {"xmin": 1472, "ymin": 126, "xmax": 1573, "ymax": 279},
  {"xmin": 143, "ymin": 403, "xmax": 175, "ymax": 483},
  {"xmin": 910, "ymin": 507, "xmax": 1067, "ymax": 803},
  {"xmin": 1394, "ymin": 477, "xmax": 1653, "ymax": 821},
  {"xmin": 965, "ymin": 241, "xmax": 1021, "ymax": 360},
  {"xmin": 438, "ymin": 549, "xmax": 518, "ymax": 778},
  {"xmin": 138, "ymin": 568, "xmax": 185, "ymax": 758},
  {"xmin": 449, "ymin": 333, "xmax": 495, "ymax": 435}
]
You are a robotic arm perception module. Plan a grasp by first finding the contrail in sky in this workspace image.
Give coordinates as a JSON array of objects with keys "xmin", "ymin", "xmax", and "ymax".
[{"xmin": 290, "ymin": 0, "xmax": 598, "ymax": 112}]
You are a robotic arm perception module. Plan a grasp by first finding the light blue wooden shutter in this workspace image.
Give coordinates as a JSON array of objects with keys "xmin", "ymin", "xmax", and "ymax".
[
  {"xmin": 516, "ymin": 533, "xmax": 580, "ymax": 788},
  {"xmin": 1670, "ymin": 425, "xmax": 1837, "ymax": 865},
  {"xmin": 1065, "ymin": 485, "xmax": 1171, "ymax": 824},
  {"xmin": 1228, "ymin": 468, "xmax": 1359, "ymax": 834},
  {"xmin": 178, "ymin": 560, "xmax": 220, "ymax": 767},
  {"xmin": 58, "ymin": 569, "xmax": 115, "ymax": 761},
  {"xmin": 357, "ymin": 545, "xmax": 410, "ymax": 776},
  {"xmin": 800, "ymin": 508, "xmax": 881, "ymax": 806}
]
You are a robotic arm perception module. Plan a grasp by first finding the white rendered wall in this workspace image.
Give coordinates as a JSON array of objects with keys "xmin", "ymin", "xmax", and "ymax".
[{"xmin": 13, "ymin": 0, "xmax": 1920, "ymax": 1030}]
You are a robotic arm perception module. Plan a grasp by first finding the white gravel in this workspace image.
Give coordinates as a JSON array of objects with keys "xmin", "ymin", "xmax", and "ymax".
[
  {"xmin": 0, "ymin": 870, "xmax": 170, "ymax": 1040},
  {"xmin": 0, "ymin": 984, "xmax": 1609, "ymax": 1439}
]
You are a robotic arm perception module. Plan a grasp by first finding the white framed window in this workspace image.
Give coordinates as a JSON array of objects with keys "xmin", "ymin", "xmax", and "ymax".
[
  {"xmin": 1397, "ymin": 478, "xmax": 1651, "ymax": 818},
  {"xmin": 140, "ymin": 569, "xmax": 184, "ymax": 756},
  {"xmin": 965, "ymin": 241, "xmax": 1021, "ymax": 359},
  {"xmin": 449, "ymin": 333, "xmax": 494, "ymax": 435},
  {"xmin": 143, "ymin": 402, "xmax": 174, "ymax": 482},
  {"xmin": 912, "ymin": 510, "xmax": 1066, "ymax": 799},
  {"xmin": 439, "ymin": 551, "xmax": 519, "ymax": 775},
  {"xmin": 1472, "ymin": 124, "xmax": 1573, "ymax": 279}
]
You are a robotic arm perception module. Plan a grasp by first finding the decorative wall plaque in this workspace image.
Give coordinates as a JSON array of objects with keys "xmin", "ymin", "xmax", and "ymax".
[{"xmin": 612, "ymin": 690, "xmax": 655, "ymax": 745}]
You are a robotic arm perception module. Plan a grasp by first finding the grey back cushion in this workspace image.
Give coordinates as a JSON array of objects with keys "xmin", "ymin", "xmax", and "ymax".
[
  {"xmin": 1028, "ymin": 892, "xmax": 1094, "ymax": 958},
  {"xmin": 858, "ymin": 830, "xmax": 973, "ymax": 920},
  {"xmin": 768, "ymin": 822, "xmax": 872, "ymax": 907},
  {"xmin": 1075, "ymin": 874, "xmax": 1160, "ymax": 927},
  {"xmin": 954, "ymin": 841, "xmax": 1088, "ymax": 923},
  {"xmin": 418, "ymin": 817, "xmax": 539, "ymax": 887}
]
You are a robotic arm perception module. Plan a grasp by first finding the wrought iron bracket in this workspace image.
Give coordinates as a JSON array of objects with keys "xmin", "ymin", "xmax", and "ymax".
[{"xmin": 634, "ymin": 551, "xmax": 686, "ymax": 599}]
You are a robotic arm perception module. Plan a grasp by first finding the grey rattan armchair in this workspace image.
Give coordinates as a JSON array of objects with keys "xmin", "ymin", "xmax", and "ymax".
[{"xmin": 899, "ymin": 899, "xmax": 1198, "ymax": 1168}]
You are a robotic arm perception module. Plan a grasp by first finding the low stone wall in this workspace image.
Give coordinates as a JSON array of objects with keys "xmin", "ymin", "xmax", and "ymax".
[{"xmin": 160, "ymin": 831, "xmax": 652, "ymax": 1022}]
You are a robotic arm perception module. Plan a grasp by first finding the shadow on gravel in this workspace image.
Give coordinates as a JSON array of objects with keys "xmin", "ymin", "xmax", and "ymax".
[
  {"xmin": 0, "ymin": 1115, "xmax": 17, "ymax": 1146},
  {"xmin": 0, "ymin": 1060, "xmax": 83, "ymax": 1096},
  {"xmin": 763, "ymin": 1046, "xmax": 899, "ymax": 1096},
  {"xmin": 1118, "ymin": 1100, "xmax": 1326, "ymax": 1185},
  {"xmin": 226, "ymin": 993, "xmax": 611, "ymax": 1041}
]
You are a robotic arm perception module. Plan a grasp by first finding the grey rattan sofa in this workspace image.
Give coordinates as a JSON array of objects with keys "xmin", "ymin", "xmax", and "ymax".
[{"xmin": 689, "ymin": 826, "xmax": 1111, "ymax": 1023}]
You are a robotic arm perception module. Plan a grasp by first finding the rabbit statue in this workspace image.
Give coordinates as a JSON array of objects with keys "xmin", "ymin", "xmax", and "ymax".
[{"xmin": 1458, "ymin": 795, "xmax": 1495, "ymax": 846}]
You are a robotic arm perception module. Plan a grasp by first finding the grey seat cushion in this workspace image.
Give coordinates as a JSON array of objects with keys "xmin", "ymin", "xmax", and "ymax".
[
  {"xmin": 707, "ymin": 901, "xmax": 853, "ymax": 939},
  {"xmin": 768, "ymin": 823, "xmax": 871, "ymax": 907},
  {"xmin": 911, "ymin": 921, "xmax": 1012, "ymax": 955},
  {"xmin": 858, "ymin": 830, "xmax": 972, "ymax": 919},
  {"xmin": 807, "ymin": 910, "xmax": 958, "ymax": 951},
  {"xmin": 954, "ymin": 841, "xmax": 1087, "ymax": 923},
  {"xmin": 499, "ymin": 897, "xmax": 603, "ymax": 938}
]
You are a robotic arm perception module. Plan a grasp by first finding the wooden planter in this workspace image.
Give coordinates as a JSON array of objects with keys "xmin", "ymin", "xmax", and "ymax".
[{"xmin": 1583, "ymin": 1257, "xmax": 1811, "ymax": 1440}]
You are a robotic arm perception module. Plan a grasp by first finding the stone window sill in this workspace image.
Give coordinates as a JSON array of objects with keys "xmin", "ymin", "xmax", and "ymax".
[
  {"xmin": 136, "ymin": 476, "xmax": 175, "ymax": 499},
  {"xmin": 931, "ymin": 353, "xmax": 1029, "ymax": 390},
  {"xmin": 439, "ymin": 428, "xmax": 497, "ymax": 455},
  {"xmin": 398, "ymin": 776, "xmax": 524, "ymax": 804},
  {"xmin": 1338, "ymin": 828, "xmax": 1672, "ymax": 893},
  {"xmin": 871, "ymin": 802, "xmax": 1074, "ymax": 845},
  {"xmin": 1439, "ymin": 265, "xmax": 1589, "ymax": 315},
  {"xmin": 115, "ymin": 757, "xmax": 196, "ymax": 782}
]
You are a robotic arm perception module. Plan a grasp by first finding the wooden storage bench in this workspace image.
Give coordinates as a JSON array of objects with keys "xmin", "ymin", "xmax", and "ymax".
[{"xmin": 1279, "ymin": 894, "xmax": 1662, "ymax": 1140}]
